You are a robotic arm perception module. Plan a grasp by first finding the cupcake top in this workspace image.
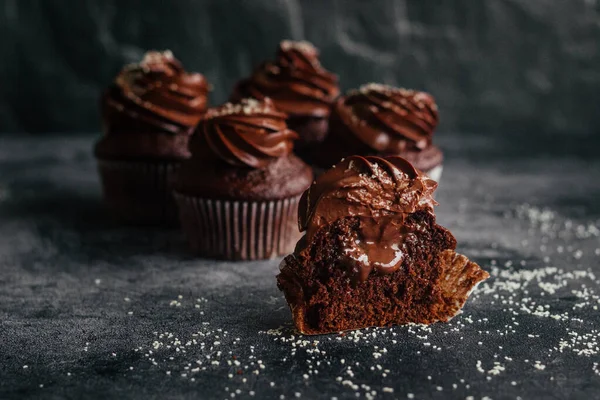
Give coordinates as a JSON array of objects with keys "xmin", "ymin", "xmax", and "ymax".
[
  {"xmin": 102, "ymin": 50, "xmax": 209, "ymax": 135},
  {"xmin": 298, "ymin": 155, "xmax": 437, "ymax": 278},
  {"xmin": 231, "ymin": 40, "xmax": 339, "ymax": 117},
  {"xmin": 194, "ymin": 98, "xmax": 298, "ymax": 168},
  {"xmin": 175, "ymin": 98, "xmax": 313, "ymax": 200},
  {"xmin": 334, "ymin": 83, "xmax": 439, "ymax": 153}
]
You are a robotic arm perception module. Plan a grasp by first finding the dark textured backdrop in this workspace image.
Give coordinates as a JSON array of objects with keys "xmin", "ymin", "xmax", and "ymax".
[{"xmin": 1, "ymin": 0, "xmax": 599, "ymax": 135}]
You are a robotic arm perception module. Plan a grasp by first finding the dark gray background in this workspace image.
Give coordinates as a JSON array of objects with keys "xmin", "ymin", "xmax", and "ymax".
[
  {"xmin": 1, "ymin": 0, "xmax": 599, "ymax": 136},
  {"xmin": 2, "ymin": 132, "xmax": 600, "ymax": 399}
]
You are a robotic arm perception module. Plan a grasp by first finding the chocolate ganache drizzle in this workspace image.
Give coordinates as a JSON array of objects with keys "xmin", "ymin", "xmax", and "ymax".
[
  {"xmin": 102, "ymin": 50, "xmax": 209, "ymax": 135},
  {"xmin": 335, "ymin": 83, "xmax": 439, "ymax": 152},
  {"xmin": 298, "ymin": 155, "xmax": 438, "ymax": 281},
  {"xmin": 232, "ymin": 40, "xmax": 339, "ymax": 116},
  {"xmin": 192, "ymin": 98, "xmax": 299, "ymax": 168}
]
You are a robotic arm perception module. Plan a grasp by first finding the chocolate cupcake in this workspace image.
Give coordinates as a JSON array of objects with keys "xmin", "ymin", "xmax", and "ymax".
[
  {"xmin": 230, "ymin": 40, "xmax": 339, "ymax": 161},
  {"xmin": 95, "ymin": 50, "xmax": 209, "ymax": 225},
  {"xmin": 277, "ymin": 155, "xmax": 488, "ymax": 334},
  {"xmin": 173, "ymin": 98, "xmax": 313, "ymax": 260},
  {"xmin": 314, "ymin": 83, "xmax": 444, "ymax": 181}
]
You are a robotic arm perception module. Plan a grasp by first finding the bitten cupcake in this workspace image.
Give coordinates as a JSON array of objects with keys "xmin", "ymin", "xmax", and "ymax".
[
  {"xmin": 314, "ymin": 83, "xmax": 444, "ymax": 181},
  {"xmin": 173, "ymin": 98, "xmax": 313, "ymax": 260},
  {"xmin": 230, "ymin": 40, "xmax": 339, "ymax": 161},
  {"xmin": 95, "ymin": 50, "xmax": 209, "ymax": 225},
  {"xmin": 277, "ymin": 156, "xmax": 488, "ymax": 334}
]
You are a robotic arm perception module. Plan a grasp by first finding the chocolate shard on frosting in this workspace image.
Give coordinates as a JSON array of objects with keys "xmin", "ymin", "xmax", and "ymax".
[
  {"xmin": 277, "ymin": 155, "xmax": 489, "ymax": 335},
  {"xmin": 231, "ymin": 40, "xmax": 339, "ymax": 117}
]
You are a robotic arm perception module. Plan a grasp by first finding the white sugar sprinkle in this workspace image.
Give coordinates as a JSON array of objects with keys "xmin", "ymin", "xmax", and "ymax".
[{"xmin": 205, "ymin": 98, "xmax": 274, "ymax": 119}]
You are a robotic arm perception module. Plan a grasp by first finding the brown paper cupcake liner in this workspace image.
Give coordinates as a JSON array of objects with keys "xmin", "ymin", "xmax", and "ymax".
[
  {"xmin": 96, "ymin": 158, "xmax": 179, "ymax": 225},
  {"xmin": 173, "ymin": 193, "xmax": 302, "ymax": 260}
]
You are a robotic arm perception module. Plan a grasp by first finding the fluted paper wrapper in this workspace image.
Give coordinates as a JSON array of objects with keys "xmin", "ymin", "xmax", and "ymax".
[
  {"xmin": 433, "ymin": 249, "xmax": 489, "ymax": 321},
  {"xmin": 174, "ymin": 193, "xmax": 302, "ymax": 261},
  {"xmin": 96, "ymin": 158, "xmax": 179, "ymax": 226}
]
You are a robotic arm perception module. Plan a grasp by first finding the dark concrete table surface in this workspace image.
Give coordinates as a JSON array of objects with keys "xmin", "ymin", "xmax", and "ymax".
[{"xmin": 1, "ymin": 133, "xmax": 599, "ymax": 400}]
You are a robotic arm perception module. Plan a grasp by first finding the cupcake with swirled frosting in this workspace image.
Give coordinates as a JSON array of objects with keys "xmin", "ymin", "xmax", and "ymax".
[
  {"xmin": 95, "ymin": 50, "xmax": 209, "ymax": 225},
  {"xmin": 315, "ymin": 83, "xmax": 444, "ymax": 182},
  {"xmin": 230, "ymin": 40, "xmax": 339, "ymax": 161},
  {"xmin": 173, "ymin": 98, "xmax": 313, "ymax": 260}
]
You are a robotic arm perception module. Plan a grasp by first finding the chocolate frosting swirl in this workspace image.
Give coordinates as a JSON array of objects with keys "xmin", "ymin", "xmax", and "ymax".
[
  {"xmin": 192, "ymin": 98, "xmax": 299, "ymax": 168},
  {"xmin": 102, "ymin": 50, "xmax": 209, "ymax": 135},
  {"xmin": 298, "ymin": 155, "xmax": 438, "ymax": 281},
  {"xmin": 335, "ymin": 83, "xmax": 439, "ymax": 152},
  {"xmin": 231, "ymin": 40, "xmax": 339, "ymax": 116}
]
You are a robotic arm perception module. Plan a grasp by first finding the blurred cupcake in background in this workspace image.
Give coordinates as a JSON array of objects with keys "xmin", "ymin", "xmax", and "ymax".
[
  {"xmin": 173, "ymin": 98, "xmax": 313, "ymax": 260},
  {"xmin": 314, "ymin": 83, "xmax": 444, "ymax": 182},
  {"xmin": 95, "ymin": 50, "xmax": 209, "ymax": 225},
  {"xmin": 230, "ymin": 40, "xmax": 339, "ymax": 162}
]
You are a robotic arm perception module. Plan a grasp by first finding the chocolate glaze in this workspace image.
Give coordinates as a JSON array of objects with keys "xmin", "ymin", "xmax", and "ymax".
[
  {"xmin": 297, "ymin": 155, "xmax": 438, "ymax": 281},
  {"xmin": 191, "ymin": 98, "xmax": 299, "ymax": 169},
  {"xmin": 102, "ymin": 50, "xmax": 209, "ymax": 135},
  {"xmin": 230, "ymin": 40, "xmax": 339, "ymax": 117}
]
